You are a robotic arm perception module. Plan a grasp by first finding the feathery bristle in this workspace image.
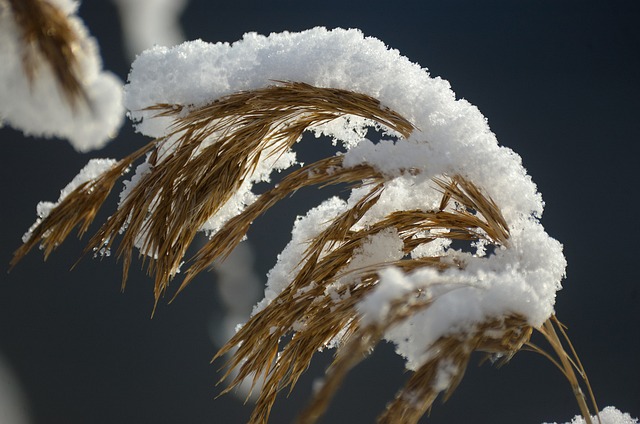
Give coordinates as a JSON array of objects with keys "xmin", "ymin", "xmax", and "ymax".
[
  {"xmin": 176, "ymin": 155, "xmax": 384, "ymax": 297},
  {"xmin": 215, "ymin": 174, "xmax": 514, "ymax": 424},
  {"xmin": 104, "ymin": 82, "xmax": 414, "ymax": 301},
  {"xmin": 11, "ymin": 140, "xmax": 156, "ymax": 270},
  {"xmin": 13, "ymin": 81, "xmax": 415, "ymax": 304}
]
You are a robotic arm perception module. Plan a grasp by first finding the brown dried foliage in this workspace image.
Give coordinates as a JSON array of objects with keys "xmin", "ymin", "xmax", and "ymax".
[
  {"xmin": 215, "ymin": 175, "xmax": 517, "ymax": 423},
  {"xmin": 375, "ymin": 315, "xmax": 533, "ymax": 424},
  {"xmin": 12, "ymin": 80, "xmax": 600, "ymax": 423},
  {"xmin": 527, "ymin": 317, "xmax": 601, "ymax": 424},
  {"xmin": 7, "ymin": 0, "xmax": 88, "ymax": 108},
  {"xmin": 12, "ymin": 81, "xmax": 414, "ymax": 304},
  {"xmin": 11, "ymin": 140, "xmax": 155, "ymax": 268},
  {"xmin": 211, "ymin": 170, "xmax": 597, "ymax": 423},
  {"xmin": 177, "ymin": 155, "xmax": 385, "ymax": 296}
]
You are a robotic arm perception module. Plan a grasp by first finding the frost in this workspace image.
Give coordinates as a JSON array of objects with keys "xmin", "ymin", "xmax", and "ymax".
[
  {"xmin": 259, "ymin": 196, "xmax": 348, "ymax": 314},
  {"xmin": 0, "ymin": 0, "xmax": 124, "ymax": 151},
  {"xmin": 125, "ymin": 27, "xmax": 542, "ymax": 226},
  {"xmin": 432, "ymin": 359, "xmax": 459, "ymax": 392}
]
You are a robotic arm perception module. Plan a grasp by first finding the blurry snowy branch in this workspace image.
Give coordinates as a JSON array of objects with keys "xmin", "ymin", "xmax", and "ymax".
[
  {"xmin": 0, "ymin": 353, "xmax": 31, "ymax": 424},
  {"xmin": 112, "ymin": 0, "xmax": 187, "ymax": 59},
  {"xmin": 0, "ymin": 0, "xmax": 123, "ymax": 151},
  {"xmin": 0, "ymin": 0, "xmax": 187, "ymax": 150}
]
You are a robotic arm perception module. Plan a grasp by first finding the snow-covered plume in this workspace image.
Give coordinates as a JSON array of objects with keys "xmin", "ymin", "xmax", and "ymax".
[
  {"xmin": 0, "ymin": 0, "xmax": 123, "ymax": 151},
  {"xmin": 13, "ymin": 28, "xmax": 628, "ymax": 423}
]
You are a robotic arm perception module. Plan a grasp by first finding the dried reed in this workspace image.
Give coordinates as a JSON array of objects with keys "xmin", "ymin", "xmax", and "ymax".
[
  {"xmin": 12, "ymin": 80, "xmax": 599, "ymax": 423},
  {"xmin": 11, "ymin": 140, "xmax": 155, "ymax": 269},
  {"xmin": 215, "ymin": 173, "xmax": 520, "ymax": 423},
  {"xmin": 526, "ymin": 316, "xmax": 601, "ymax": 424},
  {"xmin": 13, "ymin": 81, "xmax": 413, "ymax": 302}
]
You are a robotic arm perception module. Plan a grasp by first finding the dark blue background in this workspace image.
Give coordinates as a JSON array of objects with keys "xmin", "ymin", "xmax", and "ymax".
[{"xmin": 1, "ymin": 1, "xmax": 638, "ymax": 423}]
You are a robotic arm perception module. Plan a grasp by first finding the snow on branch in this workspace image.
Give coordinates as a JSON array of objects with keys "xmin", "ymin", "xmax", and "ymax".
[
  {"xmin": 11, "ymin": 27, "xmax": 633, "ymax": 423},
  {"xmin": 0, "ymin": 0, "xmax": 123, "ymax": 151}
]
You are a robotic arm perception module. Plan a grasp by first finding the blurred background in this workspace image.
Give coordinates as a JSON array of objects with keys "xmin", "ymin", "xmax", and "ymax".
[{"xmin": 1, "ymin": 0, "xmax": 639, "ymax": 423}]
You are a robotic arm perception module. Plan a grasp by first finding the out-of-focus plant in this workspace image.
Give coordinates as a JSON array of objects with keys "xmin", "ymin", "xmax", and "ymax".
[{"xmin": 0, "ymin": 0, "xmax": 123, "ymax": 151}]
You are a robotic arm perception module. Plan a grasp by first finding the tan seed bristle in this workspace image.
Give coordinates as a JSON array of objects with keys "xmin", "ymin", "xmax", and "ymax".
[
  {"xmin": 215, "ymin": 176, "xmax": 514, "ymax": 423},
  {"xmin": 13, "ymin": 81, "xmax": 415, "ymax": 305}
]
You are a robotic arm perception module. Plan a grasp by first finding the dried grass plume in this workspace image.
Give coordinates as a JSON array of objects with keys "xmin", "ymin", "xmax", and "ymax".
[{"xmin": 12, "ymin": 81, "xmax": 600, "ymax": 423}]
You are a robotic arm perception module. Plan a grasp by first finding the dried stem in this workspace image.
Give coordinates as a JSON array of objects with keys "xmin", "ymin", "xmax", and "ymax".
[
  {"xmin": 176, "ymin": 155, "xmax": 384, "ymax": 296},
  {"xmin": 298, "ymin": 290, "xmax": 532, "ymax": 424},
  {"xmin": 530, "ymin": 316, "xmax": 601, "ymax": 424}
]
